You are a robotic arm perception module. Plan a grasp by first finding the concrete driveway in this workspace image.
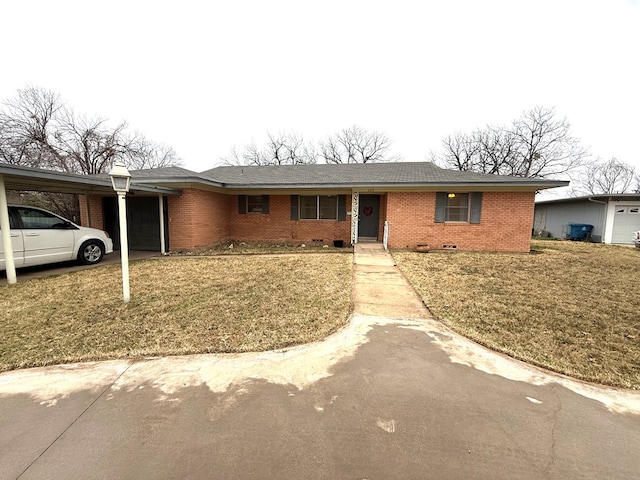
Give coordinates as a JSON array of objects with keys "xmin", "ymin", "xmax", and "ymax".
[
  {"xmin": 1, "ymin": 244, "xmax": 639, "ymax": 479},
  {"xmin": 0, "ymin": 250, "xmax": 158, "ymax": 285}
]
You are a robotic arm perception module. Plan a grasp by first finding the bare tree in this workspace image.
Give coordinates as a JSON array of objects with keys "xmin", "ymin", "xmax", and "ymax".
[
  {"xmin": 509, "ymin": 106, "xmax": 588, "ymax": 178},
  {"xmin": 320, "ymin": 125, "xmax": 398, "ymax": 164},
  {"xmin": 581, "ymin": 157, "xmax": 637, "ymax": 194},
  {"xmin": 221, "ymin": 131, "xmax": 317, "ymax": 166},
  {"xmin": 0, "ymin": 85, "xmax": 182, "ymax": 174},
  {"xmin": 432, "ymin": 106, "xmax": 588, "ymax": 178}
]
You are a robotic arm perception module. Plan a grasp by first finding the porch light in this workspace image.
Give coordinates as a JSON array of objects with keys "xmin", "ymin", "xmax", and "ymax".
[
  {"xmin": 109, "ymin": 161, "xmax": 131, "ymax": 303},
  {"xmin": 448, "ymin": 193, "xmax": 456, "ymax": 198}
]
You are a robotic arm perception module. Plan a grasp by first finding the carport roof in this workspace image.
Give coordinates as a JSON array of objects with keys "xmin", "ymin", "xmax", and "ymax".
[{"xmin": 0, "ymin": 164, "xmax": 181, "ymax": 195}]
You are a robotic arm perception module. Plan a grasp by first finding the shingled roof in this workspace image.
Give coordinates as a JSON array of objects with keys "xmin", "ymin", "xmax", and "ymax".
[{"xmin": 199, "ymin": 162, "xmax": 568, "ymax": 190}]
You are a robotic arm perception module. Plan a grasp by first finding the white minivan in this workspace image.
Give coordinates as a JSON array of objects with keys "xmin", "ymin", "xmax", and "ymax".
[{"xmin": 0, "ymin": 205, "xmax": 114, "ymax": 271}]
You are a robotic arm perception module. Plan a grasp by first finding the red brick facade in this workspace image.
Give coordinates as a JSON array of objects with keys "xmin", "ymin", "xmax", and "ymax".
[
  {"xmin": 81, "ymin": 189, "xmax": 535, "ymax": 253},
  {"xmin": 385, "ymin": 191, "xmax": 535, "ymax": 252},
  {"xmin": 78, "ymin": 195, "xmax": 106, "ymax": 229},
  {"xmin": 228, "ymin": 195, "xmax": 351, "ymax": 244},
  {"xmin": 167, "ymin": 189, "xmax": 231, "ymax": 249}
]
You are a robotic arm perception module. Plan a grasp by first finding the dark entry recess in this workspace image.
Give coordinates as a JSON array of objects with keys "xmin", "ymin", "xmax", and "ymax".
[
  {"xmin": 358, "ymin": 194, "xmax": 380, "ymax": 239},
  {"xmin": 104, "ymin": 196, "xmax": 168, "ymax": 251}
]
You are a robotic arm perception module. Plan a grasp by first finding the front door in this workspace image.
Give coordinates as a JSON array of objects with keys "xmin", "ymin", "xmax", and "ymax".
[{"xmin": 358, "ymin": 195, "xmax": 380, "ymax": 239}]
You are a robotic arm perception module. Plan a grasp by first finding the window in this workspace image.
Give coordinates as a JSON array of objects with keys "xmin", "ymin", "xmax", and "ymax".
[
  {"xmin": 290, "ymin": 195, "xmax": 347, "ymax": 221},
  {"xmin": 629, "ymin": 207, "xmax": 639, "ymax": 214},
  {"xmin": 247, "ymin": 195, "xmax": 264, "ymax": 213},
  {"xmin": 237, "ymin": 195, "xmax": 269, "ymax": 214},
  {"xmin": 615, "ymin": 207, "xmax": 627, "ymax": 214},
  {"xmin": 299, "ymin": 195, "xmax": 338, "ymax": 220},
  {"xmin": 435, "ymin": 192, "xmax": 482, "ymax": 224},
  {"xmin": 319, "ymin": 196, "xmax": 338, "ymax": 219},
  {"xmin": 445, "ymin": 193, "xmax": 469, "ymax": 222}
]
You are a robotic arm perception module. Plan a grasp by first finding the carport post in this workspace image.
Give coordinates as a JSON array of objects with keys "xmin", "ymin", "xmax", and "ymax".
[
  {"xmin": 158, "ymin": 194, "xmax": 166, "ymax": 254},
  {"xmin": 0, "ymin": 174, "xmax": 17, "ymax": 284}
]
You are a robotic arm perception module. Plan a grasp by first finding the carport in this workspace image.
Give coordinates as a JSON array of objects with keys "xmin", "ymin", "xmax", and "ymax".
[{"xmin": 0, "ymin": 164, "xmax": 180, "ymax": 284}]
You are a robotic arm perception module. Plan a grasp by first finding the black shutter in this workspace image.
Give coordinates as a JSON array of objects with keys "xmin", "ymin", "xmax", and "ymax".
[
  {"xmin": 238, "ymin": 195, "xmax": 247, "ymax": 214},
  {"xmin": 470, "ymin": 192, "xmax": 483, "ymax": 224},
  {"xmin": 290, "ymin": 195, "xmax": 299, "ymax": 220},
  {"xmin": 337, "ymin": 195, "xmax": 346, "ymax": 221},
  {"xmin": 435, "ymin": 192, "xmax": 447, "ymax": 223},
  {"xmin": 262, "ymin": 195, "xmax": 270, "ymax": 214}
]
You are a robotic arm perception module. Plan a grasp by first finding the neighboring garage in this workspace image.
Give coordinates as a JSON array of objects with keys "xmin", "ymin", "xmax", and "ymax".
[
  {"xmin": 534, "ymin": 194, "xmax": 640, "ymax": 244},
  {"xmin": 611, "ymin": 204, "xmax": 640, "ymax": 244}
]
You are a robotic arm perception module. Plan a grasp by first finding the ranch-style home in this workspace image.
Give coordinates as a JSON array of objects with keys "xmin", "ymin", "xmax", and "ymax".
[
  {"xmin": 77, "ymin": 162, "xmax": 568, "ymax": 253},
  {"xmin": 0, "ymin": 162, "xmax": 569, "ymax": 255}
]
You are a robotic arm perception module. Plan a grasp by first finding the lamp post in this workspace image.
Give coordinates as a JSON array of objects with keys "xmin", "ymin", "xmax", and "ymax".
[{"xmin": 109, "ymin": 162, "xmax": 132, "ymax": 303}]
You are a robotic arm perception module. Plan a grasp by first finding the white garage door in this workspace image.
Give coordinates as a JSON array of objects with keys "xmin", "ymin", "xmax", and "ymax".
[{"xmin": 611, "ymin": 206, "xmax": 640, "ymax": 244}]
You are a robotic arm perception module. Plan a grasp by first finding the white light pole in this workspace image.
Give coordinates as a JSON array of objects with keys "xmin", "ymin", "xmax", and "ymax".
[{"xmin": 109, "ymin": 162, "xmax": 132, "ymax": 304}]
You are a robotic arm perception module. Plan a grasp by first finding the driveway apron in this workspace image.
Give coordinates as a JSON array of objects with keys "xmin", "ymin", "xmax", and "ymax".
[{"xmin": 1, "ymin": 244, "xmax": 640, "ymax": 479}]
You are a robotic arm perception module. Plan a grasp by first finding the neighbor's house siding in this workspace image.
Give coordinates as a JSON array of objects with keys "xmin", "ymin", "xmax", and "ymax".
[
  {"xmin": 167, "ymin": 189, "xmax": 232, "ymax": 249},
  {"xmin": 229, "ymin": 194, "xmax": 352, "ymax": 243},
  {"xmin": 385, "ymin": 191, "xmax": 535, "ymax": 252},
  {"xmin": 534, "ymin": 201, "xmax": 607, "ymax": 242}
]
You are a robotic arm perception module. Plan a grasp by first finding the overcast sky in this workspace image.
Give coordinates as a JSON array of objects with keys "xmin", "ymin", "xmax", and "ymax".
[{"xmin": 2, "ymin": 0, "xmax": 639, "ymax": 182}]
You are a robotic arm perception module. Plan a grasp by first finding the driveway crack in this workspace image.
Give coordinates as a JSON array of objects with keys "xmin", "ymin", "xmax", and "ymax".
[{"xmin": 543, "ymin": 385, "xmax": 562, "ymax": 479}]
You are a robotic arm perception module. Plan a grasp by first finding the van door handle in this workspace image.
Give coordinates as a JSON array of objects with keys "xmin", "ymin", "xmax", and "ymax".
[
  {"xmin": 10, "ymin": 233, "xmax": 20, "ymax": 237},
  {"xmin": 25, "ymin": 233, "xmax": 40, "ymax": 236}
]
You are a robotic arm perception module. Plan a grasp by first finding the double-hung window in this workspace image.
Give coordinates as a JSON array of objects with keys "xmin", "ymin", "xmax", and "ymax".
[
  {"xmin": 299, "ymin": 195, "xmax": 338, "ymax": 220},
  {"xmin": 291, "ymin": 195, "xmax": 347, "ymax": 221},
  {"xmin": 237, "ymin": 195, "xmax": 270, "ymax": 214},
  {"xmin": 435, "ymin": 192, "xmax": 483, "ymax": 224},
  {"xmin": 445, "ymin": 193, "xmax": 469, "ymax": 222}
]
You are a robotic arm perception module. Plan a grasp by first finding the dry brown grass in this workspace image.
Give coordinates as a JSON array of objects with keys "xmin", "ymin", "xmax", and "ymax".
[
  {"xmin": 393, "ymin": 240, "xmax": 640, "ymax": 390},
  {"xmin": 170, "ymin": 241, "xmax": 351, "ymax": 256},
  {"xmin": 0, "ymin": 254, "xmax": 353, "ymax": 371}
]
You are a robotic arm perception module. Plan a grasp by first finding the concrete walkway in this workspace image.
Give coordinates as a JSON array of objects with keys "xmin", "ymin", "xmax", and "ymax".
[
  {"xmin": 1, "ymin": 244, "xmax": 640, "ymax": 479},
  {"xmin": 352, "ymin": 242, "xmax": 429, "ymax": 319}
]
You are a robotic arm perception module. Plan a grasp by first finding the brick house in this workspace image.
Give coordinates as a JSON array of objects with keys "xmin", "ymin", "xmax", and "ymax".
[{"xmin": 77, "ymin": 162, "xmax": 568, "ymax": 253}]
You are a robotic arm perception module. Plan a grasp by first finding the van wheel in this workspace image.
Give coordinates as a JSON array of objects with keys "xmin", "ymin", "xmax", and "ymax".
[{"xmin": 78, "ymin": 241, "xmax": 105, "ymax": 265}]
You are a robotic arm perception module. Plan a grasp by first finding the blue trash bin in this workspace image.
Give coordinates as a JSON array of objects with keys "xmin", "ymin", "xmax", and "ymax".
[{"xmin": 568, "ymin": 223, "xmax": 593, "ymax": 241}]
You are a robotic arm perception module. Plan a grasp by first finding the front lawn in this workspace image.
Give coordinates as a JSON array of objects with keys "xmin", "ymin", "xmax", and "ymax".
[
  {"xmin": 0, "ymin": 254, "xmax": 353, "ymax": 371},
  {"xmin": 393, "ymin": 240, "xmax": 640, "ymax": 390}
]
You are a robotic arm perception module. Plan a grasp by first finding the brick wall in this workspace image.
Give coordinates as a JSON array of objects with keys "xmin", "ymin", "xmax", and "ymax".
[
  {"xmin": 81, "ymin": 189, "xmax": 535, "ymax": 252},
  {"xmin": 229, "ymin": 195, "xmax": 351, "ymax": 244},
  {"xmin": 385, "ymin": 191, "xmax": 535, "ymax": 252},
  {"xmin": 78, "ymin": 194, "xmax": 106, "ymax": 229},
  {"xmin": 167, "ymin": 189, "xmax": 232, "ymax": 249}
]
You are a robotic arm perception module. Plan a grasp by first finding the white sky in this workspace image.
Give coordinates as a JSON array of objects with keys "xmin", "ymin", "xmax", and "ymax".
[{"xmin": 2, "ymin": 0, "xmax": 639, "ymax": 182}]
